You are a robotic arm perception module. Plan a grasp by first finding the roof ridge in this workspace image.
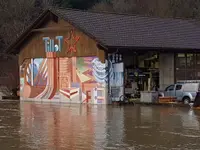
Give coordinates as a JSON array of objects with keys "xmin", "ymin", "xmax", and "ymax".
[{"xmin": 51, "ymin": 7, "xmax": 199, "ymax": 22}]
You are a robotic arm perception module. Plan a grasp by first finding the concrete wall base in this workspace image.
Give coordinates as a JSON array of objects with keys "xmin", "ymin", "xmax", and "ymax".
[{"xmin": 20, "ymin": 98, "xmax": 108, "ymax": 105}]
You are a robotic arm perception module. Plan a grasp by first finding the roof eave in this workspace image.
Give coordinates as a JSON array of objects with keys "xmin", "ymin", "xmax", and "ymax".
[{"xmin": 106, "ymin": 45, "xmax": 200, "ymax": 52}]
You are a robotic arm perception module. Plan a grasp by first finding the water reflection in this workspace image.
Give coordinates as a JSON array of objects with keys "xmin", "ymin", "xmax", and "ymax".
[
  {"xmin": 20, "ymin": 103, "xmax": 97, "ymax": 150},
  {"xmin": 18, "ymin": 102, "xmax": 200, "ymax": 150},
  {"xmin": 181, "ymin": 109, "xmax": 200, "ymax": 130},
  {"xmin": 0, "ymin": 101, "xmax": 20, "ymax": 149},
  {"xmin": 123, "ymin": 106, "xmax": 200, "ymax": 150}
]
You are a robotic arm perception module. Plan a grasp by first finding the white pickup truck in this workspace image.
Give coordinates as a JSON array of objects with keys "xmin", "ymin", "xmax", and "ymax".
[{"xmin": 160, "ymin": 82, "xmax": 200, "ymax": 104}]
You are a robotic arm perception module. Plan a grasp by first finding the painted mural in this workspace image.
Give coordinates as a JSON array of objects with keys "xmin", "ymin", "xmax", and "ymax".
[
  {"xmin": 109, "ymin": 62, "xmax": 124, "ymax": 101},
  {"xmin": 108, "ymin": 53, "xmax": 124, "ymax": 102},
  {"xmin": 20, "ymin": 56, "xmax": 108, "ymax": 104},
  {"xmin": 20, "ymin": 30, "xmax": 111, "ymax": 104}
]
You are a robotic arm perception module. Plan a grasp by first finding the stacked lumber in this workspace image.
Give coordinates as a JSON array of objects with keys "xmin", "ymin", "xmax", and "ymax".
[
  {"xmin": 158, "ymin": 97, "xmax": 176, "ymax": 103},
  {"xmin": 193, "ymin": 107, "xmax": 200, "ymax": 110}
]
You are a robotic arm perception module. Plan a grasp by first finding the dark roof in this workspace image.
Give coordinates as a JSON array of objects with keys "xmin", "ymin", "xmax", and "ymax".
[{"xmin": 6, "ymin": 8, "xmax": 200, "ymax": 54}]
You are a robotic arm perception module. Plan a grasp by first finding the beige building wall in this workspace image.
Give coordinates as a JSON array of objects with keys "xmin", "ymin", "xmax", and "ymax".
[{"xmin": 159, "ymin": 53, "xmax": 175, "ymax": 90}]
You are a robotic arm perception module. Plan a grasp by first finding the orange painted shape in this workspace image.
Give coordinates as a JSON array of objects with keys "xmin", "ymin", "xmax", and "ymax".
[
  {"xmin": 64, "ymin": 29, "xmax": 80, "ymax": 54},
  {"xmin": 193, "ymin": 107, "xmax": 200, "ymax": 110},
  {"xmin": 86, "ymin": 91, "xmax": 91, "ymax": 103}
]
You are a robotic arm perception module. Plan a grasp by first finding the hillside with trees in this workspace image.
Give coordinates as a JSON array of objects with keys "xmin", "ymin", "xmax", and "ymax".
[
  {"xmin": 1, "ymin": 0, "xmax": 200, "ymax": 52},
  {"xmin": 0, "ymin": 0, "xmax": 200, "ymax": 96}
]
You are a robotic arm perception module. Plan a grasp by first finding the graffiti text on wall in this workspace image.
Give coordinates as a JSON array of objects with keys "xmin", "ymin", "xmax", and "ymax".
[
  {"xmin": 43, "ymin": 36, "xmax": 63, "ymax": 52},
  {"xmin": 43, "ymin": 30, "xmax": 80, "ymax": 54}
]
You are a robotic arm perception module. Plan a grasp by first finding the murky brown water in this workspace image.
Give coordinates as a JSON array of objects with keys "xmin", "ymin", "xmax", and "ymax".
[{"xmin": 1, "ymin": 101, "xmax": 200, "ymax": 150}]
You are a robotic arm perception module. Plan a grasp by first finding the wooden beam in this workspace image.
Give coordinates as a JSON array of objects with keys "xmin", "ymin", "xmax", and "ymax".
[{"xmin": 31, "ymin": 26, "xmax": 73, "ymax": 32}]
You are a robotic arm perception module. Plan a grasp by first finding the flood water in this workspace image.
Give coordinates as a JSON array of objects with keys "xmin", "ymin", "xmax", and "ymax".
[{"xmin": 1, "ymin": 101, "xmax": 200, "ymax": 150}]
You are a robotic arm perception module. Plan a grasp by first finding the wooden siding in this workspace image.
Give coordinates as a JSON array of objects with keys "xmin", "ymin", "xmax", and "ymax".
[{"xmin": 19, "ymin": 19, "xmax": 105, "ymax": 65}]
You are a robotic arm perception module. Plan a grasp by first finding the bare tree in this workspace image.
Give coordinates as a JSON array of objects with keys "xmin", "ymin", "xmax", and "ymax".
[
  {"xmin": 0, "ymin": 0, "xmax": 55, "ymax": 98},
  {"xmin": 91, "ymin": 0, "xmax": 200, "ymax": 19},
  {"xmin": 168, "ymin": 0, "xmax": 200, "ymax": 19},
  {"xmin": 0, "ymin": 0, "xmax": 54, "ymax": 51},
  {"xmin": 91, "ymin": 0, "xmax": 135, "ymax": 13},
  {"xmin": 91, "ymin": 0, "xmax": 154, "ymax": 14},
  {"xmin": 91, "ymin": 1, "xmax": 114, "ymax": 12},
  {"xmin": 0, "ymin": 54, "xmax": 19, "ymax": 97}
]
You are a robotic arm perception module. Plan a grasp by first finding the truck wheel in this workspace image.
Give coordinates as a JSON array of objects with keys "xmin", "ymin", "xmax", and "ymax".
[{"xmin": 182, "ymin": 97, "xmax": 190, "ymax": 104}]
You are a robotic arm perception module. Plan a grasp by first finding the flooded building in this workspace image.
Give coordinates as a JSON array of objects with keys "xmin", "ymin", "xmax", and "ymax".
[{"xmin": 6, "ymin": 9, "xmax": 200, "ymax": 104}]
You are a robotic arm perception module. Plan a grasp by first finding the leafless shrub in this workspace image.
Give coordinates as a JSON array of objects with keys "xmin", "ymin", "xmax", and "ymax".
[
  {"xmin": 91, "ymin": 1, "xmax": 114, "ymax": 12},
  {"xmin": 91, "ymin": 0, "xmax": 200, "ymax": 18},
  {"xmin": 0, "ymin": 0, "xmax": 56, "ymax": 97},
  {"xmin": 0, "ymin": 0, "xmax": 54, "ymax": 51},
  {"xmin": 0, "ymin": 54, "xmax": 19, "ymax": 97}
]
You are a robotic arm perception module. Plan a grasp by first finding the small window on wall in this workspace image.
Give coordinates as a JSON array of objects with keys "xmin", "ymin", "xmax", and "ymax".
[
  {"xmin": 186, "ymin": 53, "xmax": 195, "ymax": 69},
  {"xmin": 196, "ymin": 54, "xmax": 200, "ymax": 69},
  {"xmin": 175, "ymin": 53, "xmax": 197, "ymax": 81},
  {"xmin": 176, "ymin": 53, "xmax": 186, "ymax": 69},
  {"xmin": 197, "ymin": 71, "xmax": 200, "ymax": 79},
  {"xmin": 175, "ymin": 69, "xmax": 185, "ymax": 81},
  {"xmin": 185, "ymin": 70, "xmax": 196, "ymax": 80}
]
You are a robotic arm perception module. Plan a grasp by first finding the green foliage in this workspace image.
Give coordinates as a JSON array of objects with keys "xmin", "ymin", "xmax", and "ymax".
[{"xmin": 1, "ymin": 0, "xmax": 200, "ymax": 52}]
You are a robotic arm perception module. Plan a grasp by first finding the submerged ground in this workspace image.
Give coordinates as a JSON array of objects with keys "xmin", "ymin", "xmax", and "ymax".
[{"xmin": 1, "ymin": 101, "xmax": 200, "ymax": 150}]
